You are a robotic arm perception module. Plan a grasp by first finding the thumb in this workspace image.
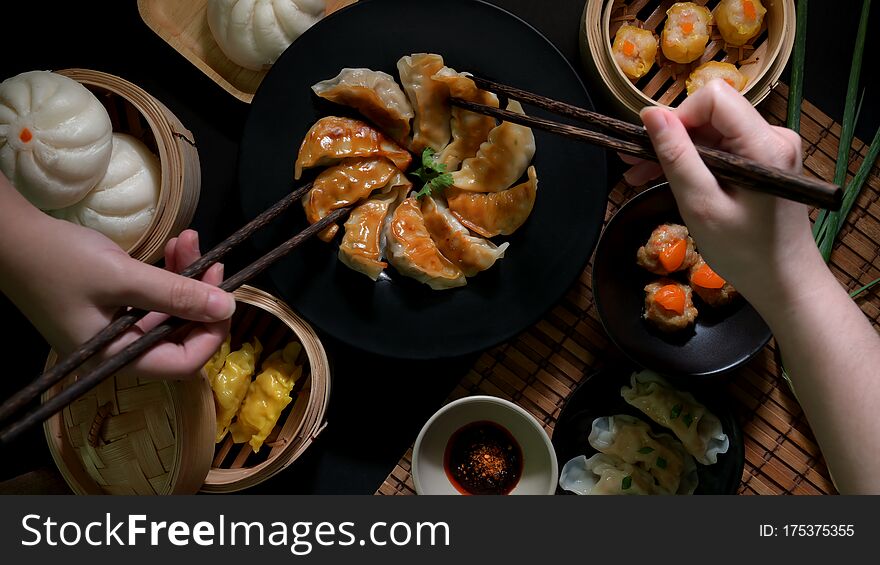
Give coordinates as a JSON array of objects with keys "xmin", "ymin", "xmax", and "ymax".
[
  {"xmin": 640, "ymin": 107, "xmax": 722, "ymax": 203},
  {"xmin": 119, "ymin": 260, "xmax": 236, "ymax": 323}
]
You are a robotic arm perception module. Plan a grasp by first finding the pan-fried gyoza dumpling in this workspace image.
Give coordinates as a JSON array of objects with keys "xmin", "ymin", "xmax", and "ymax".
[
  {"xmin": 397, "ymin": 53, "xmax": 451, "ymax": 154},
  {"xmin": 312, "ymin": 68, "xmax": 414, "ymax": 144},
  {"xmin": 338, "ymin": 186, "xmax": 406, "ymax": 280},
  {"xmin": 589, "ymin": 414, "xmax": 698, "ymax": 495},
  {"xmin": 431, "ymin": 67, "xmax": 499, "ymax": 171},
  {"xmin": 451, "ymin": 100, "xmax": 535, "ymax": 193},
  {"xmin": 295, "ymin": 116, "xmax": 412, "ymax": 179},
  {"xmin": 207, "ymin": 0, "xmax": 325, "ymax": 71},
  {"xmin": 446, "ymin": 165, "xmax": 537, "ymax": 238},
  {"xmin": 420, "ymin": 195, "xmax": 508, "ymax": 277},
  {"xmin": 302, "ymin": 158, "xmax": 410, "ymax": 242},
  {"xmin": 386, "ymin": 197, "xmax": 466, "ymax": 290},
  {"xmin": 621, "ymin": 370, "xmax": 729, "ymax": 465}
]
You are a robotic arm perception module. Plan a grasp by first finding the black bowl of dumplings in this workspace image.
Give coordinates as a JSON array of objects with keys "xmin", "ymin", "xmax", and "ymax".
[
  {"xmin": 592, "ymin": 183, "xmax": 772, "ymax": 377},
  {"xmin": 552, "ymin": 367, "xmax": 744, "ymax": 495}
]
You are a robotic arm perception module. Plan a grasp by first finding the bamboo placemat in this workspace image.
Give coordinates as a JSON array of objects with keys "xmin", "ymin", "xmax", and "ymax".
[{"xmin": 376, "ymin": 84, "xmax": 880, "ymax": 496}]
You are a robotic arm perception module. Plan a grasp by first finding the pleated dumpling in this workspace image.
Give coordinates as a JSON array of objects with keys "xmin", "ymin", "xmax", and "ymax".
[
  {"xmin": 451, "ymin": 100, "xmax": 535, "ymax": 193},
  {"xmin": 559, "ymin": 453, "xmax": 661, "ymax": 495},
  {"xmin": 0, "ymin": 71, "xmax": 113, "ymax": 210},
  {"xmin": 295, "ymin": 116, "xmax": 412, "ymax": 179},
  {"xmin": 312, "ymin": 68, "xmax": 414, "ymax": 144},
  {"xmin": 446, "ymin": 165, "xmax": 537, "ymax": 238},
  {"xmin": 420, "ymin": 195, "xmax": 508, "ymax": 277},
  {"xmin": 621, "ymin": 370, "xmax": 729, "ymax": 465},
  {"xmin": 207, "ymin": 0, "xmax": 324, "ymax": 71},
  {"xmin": 431, "ymin": 67, "xmax": 499, "ymax": 171},
  {"xmin": 230, "ymin": 341, "xmax": 303, "ymax": 453},
  {"xmin": 589, "ymin": 414, "xmax": 698, "ymax": 495},
  {"xmin": 212, "ymin": 337, "xmax": 262, "ymax": 443},
  {"xmin": 386, "ymin": 197, "xmax": 466, "ymax": 290},
  {"xmin": 397, "ymin": 53, "xmax": 451, "ymax": 154},
  {"xmin": 338, "ymin": 186, "xmax": 407, "ymax": 280},
  {"xmin": 302, "ymin": 158, "xmax": 411, "ymax": 241},
  {"xmin": 52, "ymin": 134, "xmax": 161, "ymax": 251}
]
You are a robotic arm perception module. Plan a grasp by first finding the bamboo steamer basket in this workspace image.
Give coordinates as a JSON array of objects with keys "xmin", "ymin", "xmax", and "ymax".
[
  {"xmin": 56, "ymin": 68, "xmax": 201, "ymax": 264},
  {"xmin": 580, "ymin": 0, "xmax": 795, "ymax": 121},
  {"xmin": 42, "ymin": 286, "xmax": 331, "ymax": 495}
]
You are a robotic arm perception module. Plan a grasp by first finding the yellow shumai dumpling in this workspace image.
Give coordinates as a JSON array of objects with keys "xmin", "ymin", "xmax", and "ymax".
[
  {"xmin": 230, "ymin": 342, "xmax": 303, "ymax": 453},
  {"xmin": 685, "ymin": 61, "xmax": 748, "ymax": 95},
  {"xmin": 715, "ymin": 0, "xmax": 767, "ymax": 46},
  {"xmin": 612, "ymin": 25, "xmax": 658, "ymax": 80},
  {"xmin": 203, "ymin": 334, "xmax": 231, "ymax": 386},
  {"xmin": 212, "ymin": 337, "xmax": 262, "ymax": 443},
  {"xmin": 661, "ymin": 2, "xmax": 713, "ymax": 64}
]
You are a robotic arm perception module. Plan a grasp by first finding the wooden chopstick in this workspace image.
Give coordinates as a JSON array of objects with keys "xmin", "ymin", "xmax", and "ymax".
[
  {"xmin": 0, "ymin": 185, "xmax": 347, "ymax": 446},
  {"xmin": 456, "ymin": 77, "xmax": 843, "ymax": 210}
]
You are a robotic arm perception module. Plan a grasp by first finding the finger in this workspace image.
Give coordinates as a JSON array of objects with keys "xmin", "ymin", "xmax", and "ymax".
[
  {"xmin": 164, "ymin": 237, "xmax": 179, "ymax": 273},
  {"xmin": 640, "ymin": 106, "xmax": 728, "ymax": 207},
  {"xmin": 132, "ymin": 264, "xmax": 226, "ymax": 337},
  {"xmin": 618, "ymin": 152, "xmax": 645, "ymax": 165},
  {"xmin": 675, "ymin": 80, "xmax": 798, "ymax": 168},
  {"xmin": 111, "ymin": 318, "xmax": 231, "ymax": 380},
  {"xmin": 623, "ymin": 161, "xmax": 663, "ymax": 186},
  {"xmin": 172, "ymin": 230, "xmax": 201, "ymax": 273},
  {"xmin": 117, "ymin": 260, "xmax": 235, "ymax": 323}
]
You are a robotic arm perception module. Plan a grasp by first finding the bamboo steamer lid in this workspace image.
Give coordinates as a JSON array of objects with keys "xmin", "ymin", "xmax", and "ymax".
[
  {"xmin": 56, "ymin": 69, "xmax": 201, "ymax": 264},
  {"xmin": 43, "ymin": 286, "xmax": 331, "ymax": 494},
  {"xmin": 580, "ymin": 0, "xmax": 795, "ymax": 121}
]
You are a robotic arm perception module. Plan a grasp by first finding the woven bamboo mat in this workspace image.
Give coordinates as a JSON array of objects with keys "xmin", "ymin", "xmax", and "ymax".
[{"xmin": 376, "ymin": 84, "xmax": 880, "ymax": 496}]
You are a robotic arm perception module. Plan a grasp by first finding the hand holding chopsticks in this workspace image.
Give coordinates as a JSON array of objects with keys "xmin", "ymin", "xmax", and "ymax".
[{"xmin": 454, "ymin": 76, "xmax": 843, "ymax": 210}]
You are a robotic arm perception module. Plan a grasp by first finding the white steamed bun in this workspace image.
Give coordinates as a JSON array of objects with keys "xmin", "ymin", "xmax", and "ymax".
[
  {"xmin": 207, "ymin": 0, "xmax": 325, "ymax": 71},
  {"xmin": 53, "ymin": 134, "xmax": 160, "ymax": 251},
  {"xmin": 0, "ymin": 71, "xmax": 113, "ymax": 210}
]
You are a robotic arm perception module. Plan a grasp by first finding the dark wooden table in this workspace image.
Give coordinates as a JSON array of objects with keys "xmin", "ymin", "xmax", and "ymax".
[{"xmin": 0, "ymin": 0, "xmax": 877, "ymax": 494}]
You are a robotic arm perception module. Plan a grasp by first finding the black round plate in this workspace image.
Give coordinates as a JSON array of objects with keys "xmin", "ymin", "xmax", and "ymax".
[
  {"xmin": 552, "ymin": 367, "xmax": 744, "ymax": 495},
  {"xmin": 592, "ymin": 183, "xmax": 771, "ymax": 377},
  {"xmin": 238, "ymin": 0, "xmax": 607, "ymax": 360}
]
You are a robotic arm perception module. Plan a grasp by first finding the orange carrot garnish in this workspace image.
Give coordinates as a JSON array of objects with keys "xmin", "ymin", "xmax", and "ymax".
[
  {"xmin": 691, "ymin": 263, "xmax": 726, "ymax": 289},
  {"xmin": 743, "ymin": 0, "xmax": 757, "ymax": 21},
  {"xmin": 655, "ymin": 285, "xmax": 686, "ymax": 315},
  {"xmin": 659, "ymin": 239, "xmax": 687, "ymax": 272},
  {"xmin": 19, "ymin": 128, "xmax": 32, "ymax": 143},
  {"xmin": 623, "ymin": 40, "xmax": 636, "ymax": 57},
  {"xmin": 681, "ymin": 21, "xmax": 695, "ymax": 34}
]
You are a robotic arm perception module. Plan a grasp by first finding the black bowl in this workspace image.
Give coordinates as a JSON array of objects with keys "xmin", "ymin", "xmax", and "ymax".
[
  {"xmin": 238, "ymin": 0, "xmax": 608, "ymax": 360},
  {"xmin": 551, "ymin": 367, "xmax": 745, "ymax": 495},
  {"xmin": 592, "ymin": 183, "xmax": 771, "ymax": 377}
]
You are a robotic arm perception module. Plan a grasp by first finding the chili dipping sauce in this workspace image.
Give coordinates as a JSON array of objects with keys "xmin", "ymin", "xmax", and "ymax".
[{"xmin": 444, "ymin": 420, "xmax": 523, "ymax": 495}]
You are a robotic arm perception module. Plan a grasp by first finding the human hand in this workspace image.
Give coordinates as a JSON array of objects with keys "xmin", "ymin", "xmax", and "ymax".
[
  {"xmin": 0, "ymin": 175, "xmax": 234, "ymax": 380},
  {"xmin": 623, "ymin": 80, "xmax": 820, "ymax": 306}
]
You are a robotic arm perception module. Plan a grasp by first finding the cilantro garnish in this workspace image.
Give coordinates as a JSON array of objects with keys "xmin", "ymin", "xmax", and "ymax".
[
  {"xmin": 412, "ymin": 148, "xmax": 453, "ymax": 199},
  {"xmin": 670, "ymin": 404, "xmax": 683, "ymax": 420},
  {"xmin": 656, "ymin": 457, "xmax": 668, "ymax": 469},
  {"xmin": 621, "ymin": 475, "xmax": 633, "ymax": 490}
]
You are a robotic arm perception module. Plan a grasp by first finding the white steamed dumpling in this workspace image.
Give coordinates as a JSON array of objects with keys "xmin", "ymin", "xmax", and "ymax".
[
  {"xmin": 53, "ymin": 134, "xmax": 160, "ymax": 251},
  {"xmin": 207, "ymin": 0, "xmax": 326, "ymax": 71},
  {"xmin": 0, "ymin": 70, "xmax": 113, "ymax": 210}
]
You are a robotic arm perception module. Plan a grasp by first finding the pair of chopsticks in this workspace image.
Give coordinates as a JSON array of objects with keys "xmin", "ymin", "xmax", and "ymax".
[
  {"xmin": 0, "ymin": 76, "xmax": 842, "ymax": 447},
  {"xmin": 0, "ymin": 183, "xmax": 353, "ymax": 446},
  {"xmin": 453, "ymin": 76, "xmax": 843, "ymax": 210}
]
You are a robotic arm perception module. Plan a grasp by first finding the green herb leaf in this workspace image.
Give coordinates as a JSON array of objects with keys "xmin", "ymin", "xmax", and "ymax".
[
  {"xmin": 656, "ymin": 457, "xmax": 668, "ymax": 469},
  {"xmin": 850, "ymin": 276, "xmax": 880, "ymax": 299},
  {"xmin": 621, "ymin": 475, "xmax": 632, "ymax": 490},
  {"xmin": 683, "ymin": 413, "xmax": 694, "ymax": 428},
  {"xmin": 670, "ymin": 404, "xmax": 683, "ymax": 420},
  {"xmin": 786, "ymin": 0, "xmax": 808, "ymax": 133},
  {"xmin": 412, "ymin": 148, "xmax": 453, "ymax": 199},
  {"xmin": 637, "ymin": 446, "xmax": 655, "ymax": 454}
]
